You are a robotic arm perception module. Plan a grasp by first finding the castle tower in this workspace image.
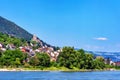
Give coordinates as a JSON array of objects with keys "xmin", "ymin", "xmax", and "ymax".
[
  {"xmin": 32, "ymin": 34, "xmax": 37, "ymax": 41},
  {"xmin": 32, "ymin": 34, "xmax": 43, "ymax": 47}
]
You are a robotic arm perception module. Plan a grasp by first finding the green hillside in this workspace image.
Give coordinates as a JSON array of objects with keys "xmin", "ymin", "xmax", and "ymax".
[{"xmin": 0, "ymin": 32, "xmax": 27, "ymax": 47}]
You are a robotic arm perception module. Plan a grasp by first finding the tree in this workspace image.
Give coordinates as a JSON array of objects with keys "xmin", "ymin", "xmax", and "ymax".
[
  {"xmin": 0, "ymin": 50, "xmax": 26, "ymax": 67},
  {"xmin": 57, "ymin": 47, "xmax": 105, "ymax": 69},
  {"xmin": 92, "ymin": 56, "xmax": 105, "ymax": 69},
  {"xmin": 36, "ymin": 53, "xmax": 50, "ymax": 67},
  {"xmin": 84, "ymin": 53, "xmax": 94, "ymax": 69},
  {"xmin": 15, "ymin": 58, "xmax": 21, "ymax": 67},
  {"xmin": 29, "ymin": 56, "xmax": 40, "ymax": 67},
  {"xmin": 29, "ymin": 53, "xmax": 50, "ymax": 67},
  {"xmin": 57, "ymin": 47, "xmax": 76, "ymax": 69},
  {"xmin": 76, "ymin": 49, "xmax": 86, "ymax": 69}
]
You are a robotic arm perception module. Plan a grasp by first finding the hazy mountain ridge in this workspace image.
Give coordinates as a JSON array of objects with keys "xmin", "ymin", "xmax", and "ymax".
[
  {"xmin": 0, "ymin": 16, "xmax": 33, "ymax": 40},
  {"xmin": 87, "ymin": 51, "xmax": 120, "ymax": 62}
]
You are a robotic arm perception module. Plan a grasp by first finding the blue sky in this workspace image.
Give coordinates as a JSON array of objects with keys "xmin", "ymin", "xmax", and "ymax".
[{"xmin": 0, "ymin": 0, "xmax": 120, "ymax": 52}]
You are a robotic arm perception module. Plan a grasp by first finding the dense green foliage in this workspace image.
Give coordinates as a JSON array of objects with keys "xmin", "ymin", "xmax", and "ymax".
[
  {"xmin": 0, "ymin": 50, "xmax": 51, "ymax": 68},
  {"xmin": 0, "ymin": 33, "xmax": 27, "ymax": 47},
  {"xmin": 29, "ymin": 53, "xmax": 50, "ymax": 67},
  {"xmin": 57, "ymin": 47, "xmax": 105, "ymax": 69},
  {"xmin": 0, "ymin": 50, "xmax": 26, "ymax": 67}
]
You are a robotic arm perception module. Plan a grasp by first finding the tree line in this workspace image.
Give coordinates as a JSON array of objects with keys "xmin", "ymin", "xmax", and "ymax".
[
  {"xmin": 0, "ymin": 47, "xmax": 107, "ymax": 69},
  {"xmin": 57, "ymin": 47, "xmax": 105, "ymax": 69}
]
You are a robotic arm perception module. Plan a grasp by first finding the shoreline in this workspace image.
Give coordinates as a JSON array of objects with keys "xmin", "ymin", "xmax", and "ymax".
[{"xmin": 0, "ymin": 68, "xmax": 117, "ymax": 72}]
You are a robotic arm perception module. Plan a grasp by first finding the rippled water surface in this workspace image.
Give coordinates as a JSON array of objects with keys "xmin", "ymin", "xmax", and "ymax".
[{"xmin": 0, "ymin": 71, "xmax": 120, "ymax": 80}]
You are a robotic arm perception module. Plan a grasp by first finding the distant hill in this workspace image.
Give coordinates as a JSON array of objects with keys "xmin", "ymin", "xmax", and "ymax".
[
  {"xmin": 87, "ymin": 51, "xmax": 120, "ymax": 62},
  {"xmin": 75, "ymin": 48, "xmax": 120, "ymax": 62},
  {"xmin": 0, "ymin": 16, "xmax": 55, "ymax": 49}
]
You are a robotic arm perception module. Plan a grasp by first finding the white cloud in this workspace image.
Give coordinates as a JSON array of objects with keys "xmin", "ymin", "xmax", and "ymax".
[{"xmin": 94, "ymin": 37, "xmax": 108, "ymax": 41}]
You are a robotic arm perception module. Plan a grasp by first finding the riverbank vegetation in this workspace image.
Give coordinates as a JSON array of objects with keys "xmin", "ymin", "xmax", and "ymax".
[
  {"xmin": 57, "ymin": 47, "xmax": 105, "ymax": 69},
  {"xmin": 0, "ymin": 46, "xmax": 115, "ymax": 71}
]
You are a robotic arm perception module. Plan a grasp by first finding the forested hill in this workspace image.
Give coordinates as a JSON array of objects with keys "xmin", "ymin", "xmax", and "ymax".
[{"xmin": 0, "ymin": 16, "xmax": 32, "ymax": 40}]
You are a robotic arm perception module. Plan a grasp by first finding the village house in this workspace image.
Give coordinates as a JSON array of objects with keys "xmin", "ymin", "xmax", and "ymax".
[
  {"xmin": 115, "ymin": 61, "xmax": 120, "ymax": 66},
  {"xmin": 0, "ymin": 48, "xmax": 6, "ymax": 52},
  {"xmin": 104, "ymin": 57, "xmax": 116, "ymax": 66},
  {"xmin": 0, "ymin": 43, "xmax": 6, "ymax": 51},
  {"xmin": 19, "ymin": 46, "xmax": 35, "ymax": 56},
  {"xmin": 0, "ymin": 43, "xmax": 3, "ymax": 48},
  {"xmin": 110, "ymin": 60, "xmax": 116, "ymax": 66},
  {"xmin": 6, "ymin": 44, "xmax": 16, "ymax": 50}
]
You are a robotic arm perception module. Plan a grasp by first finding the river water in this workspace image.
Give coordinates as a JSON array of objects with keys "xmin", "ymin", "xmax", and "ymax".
[{"xmin": 0, "ymin": 71, "xmax": 119, "ymax": 80}]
